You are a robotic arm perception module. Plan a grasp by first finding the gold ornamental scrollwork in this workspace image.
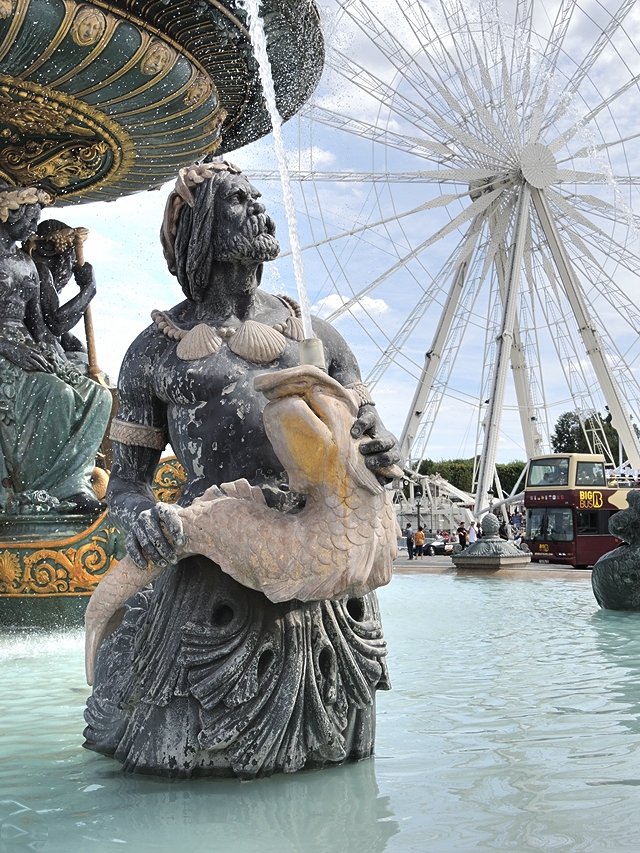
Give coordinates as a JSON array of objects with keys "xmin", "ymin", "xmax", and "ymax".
[
  {"xmin": 0, "ymin": 74, "xmax": 134, "ymax": 196},
  {"xmin": 153, "ymin": 456, "xmax": 187, "ymax": 504},
  {"xmin": 0, "ymin": 517, "xmax": 125, "ymax": 596}
]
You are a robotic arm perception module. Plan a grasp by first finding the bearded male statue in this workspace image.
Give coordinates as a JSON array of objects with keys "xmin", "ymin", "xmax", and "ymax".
[{"xmin": 83, "ymin": 161, "xmax": 402, "ymax": 779}]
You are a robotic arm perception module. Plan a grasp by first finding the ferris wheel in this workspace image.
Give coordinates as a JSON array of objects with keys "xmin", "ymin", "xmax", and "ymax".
[{"xmin": 253, "ymin": 0, "xmax": 640, "ymax": 509}]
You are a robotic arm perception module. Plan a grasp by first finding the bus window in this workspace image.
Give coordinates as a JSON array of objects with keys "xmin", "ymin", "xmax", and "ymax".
[
  {"xmin": 576, "ymin": 462, "xmax": 606, "ymax": 487},
  {"xmin": 527, "ymin": 458, "xmax": 569, "ymax": 487},
  {"xmin": 577, "ymin": 510, "xmax": 599, "ymax": 535},
  {"xmin": 526, "ymin": 507, "xmax": 546, "ymax": 539},
  {"xmin": 526, "ymin": 508, "xmax": 574, "ymax": 541}
]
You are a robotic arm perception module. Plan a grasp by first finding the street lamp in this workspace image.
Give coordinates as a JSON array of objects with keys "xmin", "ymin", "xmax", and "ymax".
[
  {"xmin": 487, "ymin": 487, "xmax": 495, "ymax": 515},
  {"xmin": 415, "ymin": 484, "xmax": 423, "ymax": 531}
]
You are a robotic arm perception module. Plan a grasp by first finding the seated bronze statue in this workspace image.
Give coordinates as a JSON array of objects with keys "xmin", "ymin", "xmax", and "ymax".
[
  {"xmin": 0, "ymin": 183, "xmax": 112, "ymax": 514},
  {"xmin": 84, "ymin": 161, "xmax": 402, "ymax": 779},
  {"xmin": 24, "ymin": 219, "xmax": 95, "ymax": 357}
]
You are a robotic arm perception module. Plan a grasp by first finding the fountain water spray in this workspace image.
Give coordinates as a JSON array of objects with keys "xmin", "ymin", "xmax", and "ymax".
[{"xmin": 240, "ymin": 0, "xmax": 325, "ymax": 370}]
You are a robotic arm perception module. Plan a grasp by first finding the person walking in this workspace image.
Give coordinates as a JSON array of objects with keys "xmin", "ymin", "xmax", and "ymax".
[
  {"xmin": 405, "ymin": 523, "xmax": 414, "ymax": 560},
  {"xmin": 468, "ymin": 521, "xmax": 478, "ymax": 544},
  {"xmin": 414, "ymin": 526, "xmax": 425, "ymax": 559},
  {"xmin": 456, "ymin": 522, "xmax": 467, "ymax": 549}
]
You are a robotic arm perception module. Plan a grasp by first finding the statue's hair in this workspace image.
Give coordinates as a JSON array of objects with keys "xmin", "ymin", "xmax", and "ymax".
[
  {"xmin": 0, "ymin": 179, "xmax": 52, "ymax": 223},
  {"xmin": 160, "ymin": 160, "xmax": 242, "ymax": 302}
]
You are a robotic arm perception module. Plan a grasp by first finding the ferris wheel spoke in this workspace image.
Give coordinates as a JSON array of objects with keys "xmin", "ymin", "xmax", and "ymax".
[
  {"xmin": 324, "ymin": 187, "xmax": 505, "ymax": 323},
  {"xmin": 559, "ymin": 191, "xmax": 640, "ymax": 229},
  {"xmin": 545, "ymin": 188, "xmax": 610, "ymax": 239},
  {"xmin": 543, "ymin": 0, "xmax": 637, "ymax": 131},
  {"xmin": 400, "ymin": 226, "xmax": 497, "ymax": 461},
  {"xmin": 561, "ymin": 130, "xmax": 640, "ymax": 162},
  {"xmin": 299, "ymin": 105, "xmax": 455, "ymax": 163},
  {"xmin": 335, "ymin": 0, "xmax": 446, "ymax": 111},
  {"xmin": 326, "ymin": 50, "xmax": 443, "ymax": 139},
  {"xmin": 497, "ymin": 29, "xmax": 523, "ymax": 147},
  {"xmin": 367, "ymin": 213, "xmax": 488, "ymax": 391},
  {"xmin": 541, "ymin": 0, "xmax": 577, "ymax": 77},
  {"xmin": 279, "ymin": 192, "xmax": 469, "ymax": 256},
  {"xmin": 547, "ymin": 71, "xmax": 640, "ymax": 155},
  {"xmin": 250, "ymin": 170, "xmax": 481, "ymax": 183}
]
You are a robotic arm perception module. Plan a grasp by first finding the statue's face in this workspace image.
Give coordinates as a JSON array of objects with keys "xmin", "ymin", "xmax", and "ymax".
[
  {"xmin": 140, "ymin": 43, "xmax": 173, "ymax": 75},
  {"xmin": 72, "ymin": 8, "xmax": 106, "ymax": 45},
  {"xmin": 213, "ymin": 174, "xmax": 279, "ymax": 264},
  {"xmin": 33, "ymin": 242, "xmax": 75, "ymax": 291},
  {"xmin": 6, "ymin": 203, "xmax": 41, "ymax": 242}
]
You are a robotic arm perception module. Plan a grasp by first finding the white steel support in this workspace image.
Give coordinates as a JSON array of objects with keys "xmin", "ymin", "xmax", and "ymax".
[
  {"xmin": 399, "ymin": 253, "xmax": 472, "ymax": 463},
  {"xmin": 474, "ymin": 183, "xmax": 532, "ymax": 514},
  {"xmin": 531, "ymin": 187, "xmax": 640, "ymax": 469},
  {"xmin": 492, "ymin": 230, "xmax": 544, "ymax": 458}
]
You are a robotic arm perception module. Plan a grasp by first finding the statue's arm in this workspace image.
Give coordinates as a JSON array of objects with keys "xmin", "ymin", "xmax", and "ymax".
[
  {"xmin": 37, "ymin": 260, "xmax": 96, "ymax": 336},
  {"xmin": 312, "ymin": 317, "xmax": 403, "ymax": 480},
  {"xmin": 106, "ymin": 329, "xmax": 185, "ymax": 568}
]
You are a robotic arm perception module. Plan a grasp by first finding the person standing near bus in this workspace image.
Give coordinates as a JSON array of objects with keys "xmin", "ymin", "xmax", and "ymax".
[
  {"xmin": 414, "ymin": 526, "xmax": 425, "ymax": 559},
  {"xmin": 468, "ymin": 521, "xmax": 478, "ymax": 544},
  {"xmin": 405, "ymin": 523, "xmax": 414, "ymax": 560}
]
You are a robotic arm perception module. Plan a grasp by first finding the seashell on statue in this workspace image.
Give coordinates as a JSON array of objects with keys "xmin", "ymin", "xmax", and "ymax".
[
  {"xmin": 279, "ymin": 316, "xmax": 305, "ymax": 342},
  {"xmin": 176, "ymin": 324, "xmax": 223, "ymax": 360},
  {"xmin": 228, "ymin": 320, "xmax": 287, "ymax": 364}
]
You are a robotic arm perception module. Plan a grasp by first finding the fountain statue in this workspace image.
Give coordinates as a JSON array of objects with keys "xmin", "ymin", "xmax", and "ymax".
[
  {"xmin": 451, "ymin": 513, "xmax": 531, "ymax": 571},
  {"xmin": 592, "ymin": 490, "xmax": 640, "ymax": 609},
  {"xmin": 83, "ymin": 161, "xmax": 402, "ymax": 779},
  {"xmin": 0, "ymin": 183, "xmax": 112, "ymax": 516}
]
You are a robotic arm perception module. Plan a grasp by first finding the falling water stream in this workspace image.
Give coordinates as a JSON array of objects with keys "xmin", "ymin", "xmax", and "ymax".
[{"xmin": 240, "ymin": 0, "xmax": 314, "ymax": 341}]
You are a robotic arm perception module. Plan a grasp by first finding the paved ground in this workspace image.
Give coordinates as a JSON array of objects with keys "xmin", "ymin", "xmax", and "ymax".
[{"xmin": 393, "ymin": 553, "xmax": 592, "ymax": 581}]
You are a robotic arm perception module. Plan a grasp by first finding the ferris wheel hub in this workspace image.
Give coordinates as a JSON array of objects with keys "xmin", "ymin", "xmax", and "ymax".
[{"xmin": 519, "ymin": 143, "xmax": 559, "ymax": 189}]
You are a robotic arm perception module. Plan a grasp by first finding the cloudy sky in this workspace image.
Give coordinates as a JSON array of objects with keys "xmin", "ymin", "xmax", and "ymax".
[{"xmin": 42, "ymin": 0, "xmax": 640, "ymax": 465}]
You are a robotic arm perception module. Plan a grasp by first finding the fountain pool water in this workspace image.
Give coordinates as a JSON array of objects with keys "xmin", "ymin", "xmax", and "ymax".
[{"xmin": 3, "ymin": 573, "xmax": 640, "ymax": 852}]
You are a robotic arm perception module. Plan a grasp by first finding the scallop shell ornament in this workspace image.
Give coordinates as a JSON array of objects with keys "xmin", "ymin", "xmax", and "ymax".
[
  {"xmin": 176, "ymin": 324, "xmax": 224, "ymax": 360},
  {"xmin": 227, "ymin": 320, "xmax": 287, "ymax": 364},
  {"xmin": 279, "ymin": 316, "xmax": 305, "ymax": 342}
]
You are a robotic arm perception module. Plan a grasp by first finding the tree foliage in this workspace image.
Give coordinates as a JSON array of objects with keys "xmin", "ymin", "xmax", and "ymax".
[
  {"xmin": 550, "ymin": 411, "xmax": 619, "ymax": 459},
  {"xmin": 417, "ymin": 458, "xmax": 526, "ymax": 495}
]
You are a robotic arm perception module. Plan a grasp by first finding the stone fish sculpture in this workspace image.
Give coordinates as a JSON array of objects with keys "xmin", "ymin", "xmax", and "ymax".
[
  {"xmin": 85, "ymin": 365, "xmax": 400, "ymax": 684},
  {"xmin": 592, "ymin": 490, "xmax": 640, "ymax": 610}
]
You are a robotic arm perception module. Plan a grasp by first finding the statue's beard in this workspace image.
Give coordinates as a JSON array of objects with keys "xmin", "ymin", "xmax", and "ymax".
[{"xmin": 214, "ymin": 212, "xmax": 280, "ymax": 263}]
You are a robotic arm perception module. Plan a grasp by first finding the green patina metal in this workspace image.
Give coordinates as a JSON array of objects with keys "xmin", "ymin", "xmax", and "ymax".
[
  {"xmin": 0, "ymin": 0, "xmax": 323, "ymax": 201},
  {"xmin": 0, "ymin": 456, "xmax": 186, "ymax": 625}
]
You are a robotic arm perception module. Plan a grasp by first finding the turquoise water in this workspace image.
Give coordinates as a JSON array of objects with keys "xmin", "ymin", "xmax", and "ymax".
[{"xmin": 3, "ymin": 574, "xmax": 640, "ymax": 852}]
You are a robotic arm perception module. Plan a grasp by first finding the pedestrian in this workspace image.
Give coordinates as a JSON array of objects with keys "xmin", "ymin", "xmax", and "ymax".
[
  {"xmin": 405, "ymin": 523, "xmax": 414, "ymax": 560},
  {"xmin": 468, "ymin": 521, "xmax": 478, "ymax": 544},
  {"xmin": 414, "ymin": 525, "xmax": 425, "ymax": 559},
  {"xmin": 456, "ymin": 522, "xmax": 467, "ymax": 549}
]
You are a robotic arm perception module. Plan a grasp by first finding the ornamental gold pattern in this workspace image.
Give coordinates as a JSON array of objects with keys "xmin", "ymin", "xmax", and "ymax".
[
  {"xmin": 0, "ymin": 0, "xmax": 323, "ymax": 202},
  {"xmin": 153, "ymin": 456, "xmax": 186, "ymax": 504},
  {"xmin": 0, "ymin": 458, "xmax": 184, "ymax": 599},
  {"xmin": 0, "ymin": 513, "xmax": 125, "ymax": 596}
]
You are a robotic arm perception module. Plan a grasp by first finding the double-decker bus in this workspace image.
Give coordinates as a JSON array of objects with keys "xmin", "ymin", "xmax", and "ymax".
[{"xmin": 523, "ymin": 453, "xmax": 634, "ymax": 568}]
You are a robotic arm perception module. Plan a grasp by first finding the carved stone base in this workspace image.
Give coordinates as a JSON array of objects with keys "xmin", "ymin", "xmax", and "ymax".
[
  {"xmin": 84, "ymin": 556, "xmax": 390, "ymax": 779},
  {"xmin": 452, "ymin": 553, "xmax": 532, "ymax": 571}
]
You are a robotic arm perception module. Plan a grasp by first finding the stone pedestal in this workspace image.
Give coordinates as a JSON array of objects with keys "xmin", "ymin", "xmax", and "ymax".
[{"xmin": 452, "ymin": 515, "xmax": 531, "ymax": 571}]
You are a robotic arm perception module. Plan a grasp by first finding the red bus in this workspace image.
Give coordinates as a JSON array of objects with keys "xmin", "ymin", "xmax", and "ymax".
[{"xmin": 523, "ymin": 453, "xmax": 633, "ymax": 568}]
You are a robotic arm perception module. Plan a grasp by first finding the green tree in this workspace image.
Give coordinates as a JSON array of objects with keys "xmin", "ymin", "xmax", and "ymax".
[
  {"xmin": 417, "ymin": 458, "xmax": 526, "ymax": 495},
  {"xmin": 550, "ymin": 411, "xmax": 619, "ymax": 459}
]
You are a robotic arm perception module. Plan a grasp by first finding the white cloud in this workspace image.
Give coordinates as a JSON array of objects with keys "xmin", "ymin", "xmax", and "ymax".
[
  {"xmin": 286, "ymin": 146, "xmax": 336, "ymax": 171},
  {"xmin": 312, "ymin": 294, "xmax": 390, "ymax": 319}
]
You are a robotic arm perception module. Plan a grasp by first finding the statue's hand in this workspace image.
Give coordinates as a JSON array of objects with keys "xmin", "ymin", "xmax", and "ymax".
[
  {"xmin": 0, "ymin": 340, "xmax": 53, "ymax": 373},
  {"xmin": 125, "ymin": 502, "xmax": 186, "ymax": 569},
  {"xmin": 350, "ymin": 407, "xmax": 403, "ymax": 483},
  {"xmin": 73, "ymin": 262, "xmax": 97, "ymax": 298}
]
